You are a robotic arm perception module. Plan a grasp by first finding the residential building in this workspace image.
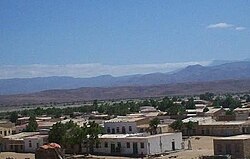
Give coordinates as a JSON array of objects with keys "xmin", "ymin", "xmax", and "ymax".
[
  {"xmin": 24, "ymin": 135, "xmax": 48, "ymax": 152},
  {"xmin": 214, "ymin": 135, "xmax": 250, "ymax": 159},
  {"xmin": 0, "ymin": 121, "xmax": 15, "ymax": 137},
  {"xmin": 1, "ymin": 132, "xmax": 40, "ymax": 152},
  {"xmin": 84, "ymin": 132, "xmax": 182, "ymax": 156}
]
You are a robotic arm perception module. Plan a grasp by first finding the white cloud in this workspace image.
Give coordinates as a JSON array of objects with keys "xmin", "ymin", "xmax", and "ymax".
[
  {"xmin": 0, "ymin": 61, "xmax": 212, "ymax": 79},
  {"xmin": 207, "ymin": 23, "xmax": 234, "ymax": 29},
  {"xmin": 207, "ymin": 22, "xmax": 246, "ymax": 31},
  {"xmin": 235, "ymin": 27, "xmax": 246, "ymax": 31}
]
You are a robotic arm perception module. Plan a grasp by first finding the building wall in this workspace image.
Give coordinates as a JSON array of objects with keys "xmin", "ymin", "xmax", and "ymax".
[
  {"xmin": 90, "ymin": 132, "xmax": 182, "ymax": 156},
  {"xmin": 94, "ymin": 138, "xmax": 148, "ymax": 155},
  {"xmin": 1, "ymin": 139, "xmax": 24, "ymax": 152},
  {"xmin": 183, "ymin": 125, "xmax": 243, "ymax": 136},
  {"xmin": 104, "ymin": 122, "xmax": 137, "ymax": 134},
  {"xmin": 24, "ymin": 137, "xmax": 45, "ymax": 152},
  {"xmin": 147, "ymin": 132, "xmax": 182, "ymax": 154},
  {"xmin": 0, "ymin": 127, "xmax": 14, "ymax": 137},
  {"xmin": 214, "ymin": 139, "xmax": 244, "ymax": 159}
]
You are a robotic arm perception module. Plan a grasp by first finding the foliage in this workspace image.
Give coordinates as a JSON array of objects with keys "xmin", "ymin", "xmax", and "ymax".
[
  {"xmin": 148, "ymin": 118, "xmax": 160, "ymax": 135},
  {"xmin": 9, "ymin": 112, "xmax": 18, "ymax": 123},
  {"xmin": 25, "ymin": 116, "xmax": 38, "ymax": 132},
  {"xmin": 203, "ymin": 107, "xmax": 209, "ymax": 112},
  {"xmin": 48, "ymin": 120, "xmax": 103, "ymax": 154},
  {"xmin": 184, "ymin": 97, "xmax": 196, "ymax": 109},
  {"xmin": 213, "ymin": 95, "xmax": 241, "ymax": 110},
  {"xmin": 200, "ymin": 92, "xmax": 214, "ymax": 101},
  {"xmin": 170, "ymin": 120, "xmax": 183, "ymax": 131}
]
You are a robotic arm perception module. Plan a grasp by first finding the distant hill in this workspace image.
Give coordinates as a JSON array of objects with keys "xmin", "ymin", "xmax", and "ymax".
[
  {"xmin": 0, "ymin": 61, "xmax": 250, "ymax": 95},
  {"xmin": 0, "ymin": 78, "xmax": 250, "ymax": 106}
]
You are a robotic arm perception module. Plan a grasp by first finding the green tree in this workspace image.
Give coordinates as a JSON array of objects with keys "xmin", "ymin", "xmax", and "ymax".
[
  {"xmin": 9, "ymin": 112, "xmax": 18, "ymax": 123},
  {"xmin": 25, "ymin": 116, "xmax": 38, "ymax": 132},
  {"xmin": 185, "ymin": 97, "xmax": 196, "ymax": 109},
  {"xmin": 86, "ymin": 121, "xmax": 103, "ymax": 153},
  {"xmin": 148, "ymin": 118, "xmax": 160, "ymax": 135},
  {"xmin": 200, "ymin": 92, "xmax": 214, "ymax": 101},
  {"xmin": 170, "ymin": 120, "xmax": 183, "ymax": 132}
]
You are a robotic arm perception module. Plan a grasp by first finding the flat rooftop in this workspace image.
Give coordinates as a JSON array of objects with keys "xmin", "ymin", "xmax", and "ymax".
[
  {"xmin": 105, "ymin": 117, "xmax": 145, "ymax": 123},
  {"xmin": 3, "ymin": 132, "xmax": 40, "ymax": 140},
  {"xmin": 100, "ymin": 132, "xmax": 179, "ymax": 139},
  {"xmin": 215, "ymin": 135, "xmax": 250, "ymax": 140}
]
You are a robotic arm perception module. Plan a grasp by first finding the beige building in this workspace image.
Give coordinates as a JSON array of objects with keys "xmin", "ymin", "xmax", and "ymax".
[
  {"xmin": 214, "ymin": 135, "xmax": 250, "ymax": 159},
  {"xmin": 182, "ymin": 117, "xmax": 248, "ymax": 136},
  {"xmin": 1, "ymin": 132, "xmax": 40, "ymax": 152},
  {"xmin": 0, "ymin": 121, "xmax": 15, "ymax": 137}
]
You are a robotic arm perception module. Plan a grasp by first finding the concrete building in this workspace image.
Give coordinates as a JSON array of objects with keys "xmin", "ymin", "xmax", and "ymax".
[
  {"xmin": 182, "ymin": 117, "xmax": 248, "ymax": 136},
  {"xmin": 0, "ymin": 132, "xmax": 48, "ymax": 153},
  {"xmin": 1, "ymin": 132, "xmax": 40, "ymax": 152},
  {"xmin": 205, "ymin": 108, "xmax": 226, "ymax": 120},
  {"xmin": 24, "ymin": 135, "xmax": 48, "ymax": 152},
  {"xmin": 104, "ymin": 116, "xmax": 144, "ymax": 134},
  {"xmin": 0, "ymin": 121, "xmax": 15, "ymax": 137},
  {"xmin": 214, "ymin": 135, "xmax": 250, "ymax": 159},
  {"xmin": 87, "ymin": 132, "xmax": 182, "ymax": 156}
]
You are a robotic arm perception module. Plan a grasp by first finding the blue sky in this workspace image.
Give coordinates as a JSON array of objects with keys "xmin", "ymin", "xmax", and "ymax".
[{"xmin": 0, "ymin": 0, "xmax": 249, "ymax": 78}]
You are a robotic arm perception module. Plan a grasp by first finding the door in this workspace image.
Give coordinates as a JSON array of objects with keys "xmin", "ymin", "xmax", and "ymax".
[
  {"xmin": 172, "ymin": 141, "xmax": 175, "ymax": 151},
  {"xmin": 111, "ymin": 143, "xmax": 116, "ymax": 154},
  {"xmin": 133, "ymin": 142, "xmax": 138, "ymax": 155}
]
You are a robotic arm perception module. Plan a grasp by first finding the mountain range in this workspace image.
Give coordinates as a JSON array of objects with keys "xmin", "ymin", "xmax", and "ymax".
[{"xmin": 1, "ymin": 61, "xmax": 250, "ymax": 95}]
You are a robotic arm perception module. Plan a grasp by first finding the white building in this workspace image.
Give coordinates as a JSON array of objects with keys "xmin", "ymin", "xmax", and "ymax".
[
  {"xmin": 24, "ymin": 135, "xmax": 48, "ymax": 152},
  {"xmin": 90, "ymin": 132, "xmax": 182, "ymax": 156},
  {"xmin": 104, "ymin": 116, "xmax": 145, "ymax": 134}
]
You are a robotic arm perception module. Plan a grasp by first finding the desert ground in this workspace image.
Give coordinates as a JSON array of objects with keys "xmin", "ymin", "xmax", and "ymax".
[{"xmin": 0, "ymin": 136, "xmax": 216, "ymax": 159}]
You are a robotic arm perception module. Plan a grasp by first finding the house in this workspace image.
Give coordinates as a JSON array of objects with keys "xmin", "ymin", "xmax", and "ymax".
[
  {"xmin": 214, "ymin": 135, "xmax": 250, "ymax": 159},
  {"xmin": 182, "ymin": 117, "xmax": 248, "ymax": 136},
  {"xmin": 0, "ymin": 121, "xmax": 15, "ymax": 137},
  {"xmin": 84, "ymin": 132, "xmax": 182, "ymax": 156},
  {"xmin": 1, "ymin": 132, "xmax": 40, "ymax": 152},
  {"xmin": 24, "ymin": 135, "xmax": 48, "ymax": 152},
  {"xmin": 104, "ymin": 116, "xmax": 145, "ymax": 134},
  {"xmin": 233, "ymin": 107, "xmax": 250, "ymax": 121},
  {"xmin": 205, "ymin": 108, "xmax": 226, "ymax": 120},
  {"xmin": 1, "ymin": 132, "xmax": 48, "ymax": 153}
]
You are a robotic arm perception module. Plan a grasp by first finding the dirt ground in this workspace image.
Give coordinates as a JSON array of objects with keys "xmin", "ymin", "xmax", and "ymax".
[
  {"xmin": 0, "ymin": 152, "xmax": 35, "ymax": 159},
  {"xmin": 0, "ymin": 136, "xmax": 216, "ymax": 159},
  {"xmin": 160, "ymin": 136, "xmax": 216, "ymax": 159}
]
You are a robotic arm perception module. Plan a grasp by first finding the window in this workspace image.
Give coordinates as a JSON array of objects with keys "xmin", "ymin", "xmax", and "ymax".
[
  {"xmin": 0, "ymin": 131, "xmax": 2, "ymax": 134},
  {"xmin": 226, "ymin": 144, "xmax": 231, "ymax": 154},
  {"xmin": 235, "ymin": 144, "xmax": 240, "ymax": 153},
  {"xmin": 140, "ymin": 142, "xmax": 144, "ymax": 148},
  {"xmin": 107, "ymin": 127, "xmax": 110, "ymax": 133},
  {"xmin": 29, "ymin": 141, "xmax": 32, "ymax": 148},
  {"xmin": 122, "ymin": 126, "xmax": 126, "ymax": 134},
  {"xmin": 96, "ymin": 143, "xmax": 99, "ymax": 148},
  {"xmin": 10, "ymin": 145, "xmax": 13, "ymax": 150},
  {"xmin": 37, "ymin": 143, "xmax": 39, "ymax": 148},
  {"xmin": 20, "ymin": 145, "xmax": 23, "ymax": 150},
  {"xmin": 112, "ymin": 128, "xmax": 115, "ymax": 134},
  {"xmin": 117, "ymin": 142, "xmax": 121, "ymax": 148},
  {"xmin": 116, "ymin": 127, "xmax": 120, "ymax": 133},
  {"xmin": 129, "ymin": 126, "xmax": 132, "ymax": 131},
  {"xmin": 104, "ymin": 142, "xmax": 108, "ymax": 148},
  {"xmin": 126, "ymin": 142, "xmax": 130, "ymax": 148},
  {"xmin": 217, "ymin": 144, "xmax": 222, "ymax": 152}
]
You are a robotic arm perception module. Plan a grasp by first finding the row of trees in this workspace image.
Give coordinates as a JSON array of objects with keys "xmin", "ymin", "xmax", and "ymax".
[{"xmin": 48, "ymin": 120, "xmax": 102, "ymax": 154}]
